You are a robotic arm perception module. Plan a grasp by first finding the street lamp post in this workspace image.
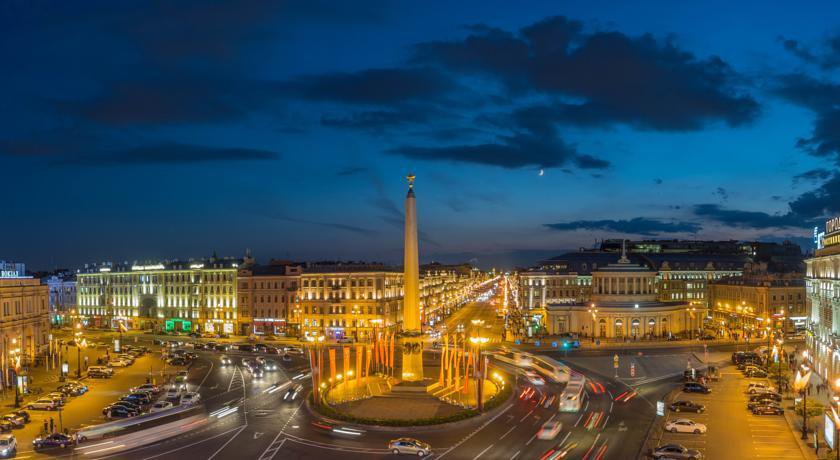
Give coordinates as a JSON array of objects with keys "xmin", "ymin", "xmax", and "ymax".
[
  {"xmin": 588, "ymin": 304, "xmax": 598, "ymax": 343},
  {"xmin": 470, "ymin": 336, "xmax": 489, "ymax": 411}
]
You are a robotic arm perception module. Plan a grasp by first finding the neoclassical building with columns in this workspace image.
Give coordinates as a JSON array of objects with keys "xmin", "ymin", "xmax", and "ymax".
[{"xmin": 544, "ymin": 252, "xmax": 697, "ymax": 339}]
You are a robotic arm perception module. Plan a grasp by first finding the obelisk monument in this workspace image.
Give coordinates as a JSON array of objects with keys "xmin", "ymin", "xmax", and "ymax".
[{"xmin": 401, "ymin": 173, "xmax": 424, "ymax": 381}]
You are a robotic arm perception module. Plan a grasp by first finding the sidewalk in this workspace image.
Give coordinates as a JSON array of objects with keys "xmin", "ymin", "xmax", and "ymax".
[
  {"xmin": 783, "ymin": 366, "xmax": 833, "ymax": 460},
  {"xmin": 510, "ymin": 336, "xmax": 775, "ymax": 352}
]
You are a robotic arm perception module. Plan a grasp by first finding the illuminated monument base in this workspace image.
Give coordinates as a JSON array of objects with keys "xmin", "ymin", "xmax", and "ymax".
[{"xmin": 400, "ymin": 336, "xmax": 425, "ymax": 382}]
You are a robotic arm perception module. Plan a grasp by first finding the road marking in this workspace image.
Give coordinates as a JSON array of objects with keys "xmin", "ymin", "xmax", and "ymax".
[
  {"xmin": 509, "ymin": 451, "xmax": 521, "ymax": 460},
  {"xmin": 437, "ymin": 404, "xmax": 513, "ymax": 459},
  {"xmin": 258, "ymin": 434, "xmax": 287, "ymax": 460},
  {"xmin": 559, "ymin": 431, "xmax": 571, "ymax": 446},
  {"xmin": 198, "ymin": 357, "xmax": 215, "ymax": 388},
  {"xmin": 499, "ymin": 426, "xmax": 516, "ymax": 440},
  {"xmin": 207, "ymin": 423, "xmax": 248, "ymax": 460},
  {"xmin": 141, "ymin": 425, "xmax": 245, "ymax": 460},
  {"xmin": 574, "ymin": 413, "xmax": 585, "ymax": 427},
  {"xmin": 473, "ymin": 444, "xmax": 493, "ymax": 459},
  {"xmin": 519, "ymin": 409, "xmax": 534, "ymax": 423},
  {"xmin": 525, "ymin": 434, "xmax": 536, "ymax": 446}
]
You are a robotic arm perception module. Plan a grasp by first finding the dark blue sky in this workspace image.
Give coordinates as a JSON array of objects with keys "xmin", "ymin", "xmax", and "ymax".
[{"xmin": 3, "ymin": 1, "xmax": 840, "ymax": 270}]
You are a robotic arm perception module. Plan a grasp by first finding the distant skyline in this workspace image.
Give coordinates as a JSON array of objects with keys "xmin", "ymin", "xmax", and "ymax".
[{"xmin": 3, "ymin": 1, "xmax": 839, "ymax": 270}]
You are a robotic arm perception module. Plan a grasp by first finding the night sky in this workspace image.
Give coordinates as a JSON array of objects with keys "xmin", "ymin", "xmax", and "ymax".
[{"xmin": 3, "ymin": 1, "xmax": 840, "ymax": 270}]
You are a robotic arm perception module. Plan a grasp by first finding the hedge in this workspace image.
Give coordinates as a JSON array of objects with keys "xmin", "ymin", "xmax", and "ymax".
[{"xmin": 312, "ymin": 381, "xmax": 514, "ymax": 427}]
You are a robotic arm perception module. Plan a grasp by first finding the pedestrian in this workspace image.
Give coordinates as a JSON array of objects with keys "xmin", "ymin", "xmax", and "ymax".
[{"xmin": 49, "ymin": 417, "xmax": 54, "ymax": 433}]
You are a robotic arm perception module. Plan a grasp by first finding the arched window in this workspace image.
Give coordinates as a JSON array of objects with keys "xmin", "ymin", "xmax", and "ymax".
[
  {"xmin": 599, "ymin": 318, "xmax": 607, "ymax": 337},
  {"xmin": 614, "ymin": 319, "xmax": 624, "ymax": 338},
  {"xmin": 648, "ymin": 318, "xmax": 656, "ymax": 336},
  {"xmin": 631, "ymin": 318, "xmax": 640, "ymax": 338}
]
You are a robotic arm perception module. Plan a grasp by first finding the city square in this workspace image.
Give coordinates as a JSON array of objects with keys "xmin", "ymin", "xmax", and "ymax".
[{"xmin": 3, "ymin": 2, "xmax": 840, "ymax": 459}]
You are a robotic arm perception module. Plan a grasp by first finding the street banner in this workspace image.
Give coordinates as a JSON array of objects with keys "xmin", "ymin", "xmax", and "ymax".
[
  {"xmin": 389, "ymin": 333, "xmax": 395, "ymax": 373},
  {"xmin": 329, "ymin": 348, "xmax": 336, "ymax": 381},
  {"xmin": 343, "ymin": 346, "xmax": 350, "ymax": 384},
  {"xmin": 355, "ymin": 344, "xmax": 363, "ymax": 386},
  {"xmin": 365, "ymin": 345, "xmax": 372, "ymax": 378},
  {"xmin": 309, "ymin": 349, "xmax": 318, "ymax": 399}
]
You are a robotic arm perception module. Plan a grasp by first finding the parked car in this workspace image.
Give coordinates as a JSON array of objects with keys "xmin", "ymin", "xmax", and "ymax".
[
  {"xmin": 747, "ymin": 383, "xmax": 775, "ymax": 394},
  {"xmin": 87, "ymin": 366, "xmax": 114, "ymax": 378},
  {"xmin": 237, "ymin": 344, "xmax": 254, "ymax": 353},
  {"xmin": 27, "ymin": 399, "xmax": 56, "ymax": 411},
  {"xmin": 7, "ymin": 411, "xmax": 28, "ymax": 423},
  {"xmin": 536, "ymin": 420, "xmax": 563, "ymax": 440},
  {"xmin": 388, "ymin": 438, "xmax": 431, "ymax": 457},
  {"xmin": 0, "ymin": 434, "xmax": 16, "ymax": 457},
  {"xmin": 265, "ymin": 346, "xmax": 279, "ymax": 354},
  {"xmin": 32, "ymin": 432, "xmax": 74, "ymax": 450},
  {"xmin": 181, "ymin": 392, "xmax": 201, "ymax": 405},
  {"xmin": 121, "ymin": 393, "xmax": 151, "ymax": 405},
  {"xmin": 752, "ymin": 403, "xmax": 784, "ymax": 415},
  {"xmin": 0, "ymin": 414, "xmax": 24, "ymax": 429},
  {"xmin": 107, "ymin": 359, "xmax": 129, "ymax": 367},
  {"xmin": 682, "ymin": 383, "xmax": 711, "ymax": 394},
  {"xmin": 749, "ymin": 391, "xmax": 782, "ymax": 403},
  {"xmin": 46, "ymin": 393, "xmax": 67, "ymax": 405},
  {"xmin": 106, "ymin": 401, "xmax": 141, "ymax": 413},
  {"xmin": 150, "ymin": 401, "xmax": 174, "ymax": 413},
  {"xmin": 664, "ymin": 419, "xmax": 707, "ymax": 434},
  {"xmin": 744, "ymin": 368, "xmax": 768, "ymax": 378},
  {"xmin": 652, "ymin": 443, "xmax": 702, "ymax": 459},
  {"xmin": 167, "ymin": 357, "xmax": 188, "ymax": 366},
  {"xmin": 131, "ymin": 384, "xmax": 160, "ymax": 395},
  {"xmin": 0, "ymin": 421, "xmax": 12, "ymax": 433},
  {"xmin": 282, "ymin": 354, "xmax": 293, "ymax": 363},
  {"xmin": 106, "ymin": 406, "xmax": 135, "ymax": 419},
  {"xmin": 337, "ymin": 337, "xmax": 354, "ymax": 344},
  {"xmin": 669, "ymin": 401, "xmax": 705, "ymax": 413}
]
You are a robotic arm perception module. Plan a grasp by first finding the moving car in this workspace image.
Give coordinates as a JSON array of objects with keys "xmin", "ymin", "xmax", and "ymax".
[
  {"xmin": 652, "ymin": 443, "xmax": 702, "ymax": 459},
  {"xmin": 220, "ymin": 355, "xmax": 232, "ymax": 366},
  {"xmin": 664, "ymin": 419, "xmax": 707, "ymax": 434},
  {"xmin": 536, "ymin": 420, "xmax": 563, "ymax": 440},
  {"xmin": 263, "ymin": 359, "xmax": 278, "ymax": 371},
  {"xmin": 284, "ymin": 385, "xmax": 303, "ymax": 401},
  {"xmin": 524, "ymin": 371, "xmax": 545, "ymax": 386},
  {"xmin": 150, "ymin": 401, "xmax": 174, "ymax": 413},
  {"xmin": 310, "ymin": 419, "xmax": 365, "ymax": 437},
  {"xmin": 165, "ymin": 387, "xmax": 182, "ymax": 402},
  {"xmin": 175, "ymin": 370, "xmax": 189, "ymax": 386},
  {"xmin": 682, "ymin": 383, "xmax": 711, "ymax": 394},
  {"xmin": 752, "ymin": 403, "xmax": 784, "ymax": 415},
  {"xmin": 282, "ymin": 354, "xmax": 293, "ymax": 363},
  {"xmin": 27, "ymin": 398, "xmax": 56, "ymax": 411},
  {"xmin": 0, "ymin": 434, "xmax": 16, "ymax": 457},
  {"xmin": 167, "ymin": 357, "xmax": 188, "ymax": 366},
  {"xmin": 32, "ymin": 433, "xmax": 74, "ymax": 450},
  {"xmin": 181, "ymin": 392, "xmax": 201, "ymax": 405},
  {"xmin": 388, "ymin": 438, "xmax": 431, "ymax": 456},
  {"xmin": 669, "ymin": 401, "xmax": 705, "ymax": 413}
]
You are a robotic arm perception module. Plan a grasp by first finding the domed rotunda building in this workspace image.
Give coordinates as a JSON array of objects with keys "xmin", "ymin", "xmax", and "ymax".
[{"xmin": 546, "ymin": 246, "xmax": 697, "ymax": 339}]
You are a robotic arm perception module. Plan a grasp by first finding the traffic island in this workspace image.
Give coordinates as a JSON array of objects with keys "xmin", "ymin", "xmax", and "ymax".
[{"xmin": 311, "ymin": 369, "xmax": 511, "ymax": 427}]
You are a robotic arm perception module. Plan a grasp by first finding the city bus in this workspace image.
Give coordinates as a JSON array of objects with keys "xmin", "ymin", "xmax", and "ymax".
[
  {"xmin": 74, "ymin": 405, "xmax": 208, "ymax": 457},
  {"xmin": 532, "ymin": 356, "xmax": 571, "ymax": 384},
  {"xmin": 559, "ymin": 373, "xmax": 586, "ymax": 412}
]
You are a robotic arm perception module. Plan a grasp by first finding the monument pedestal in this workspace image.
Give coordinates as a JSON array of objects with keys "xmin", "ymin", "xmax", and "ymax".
[{"xmin": 401, "ymin": 335, "xmax": 424, "ymax": 381}]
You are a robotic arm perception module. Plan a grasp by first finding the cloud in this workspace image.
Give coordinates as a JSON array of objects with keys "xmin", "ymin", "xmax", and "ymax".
[
  {"xmin": 278, "ymin": 217, "xmax": 378, "ymax": 236},
  {"xmin": 780, "ymin": 34, "xmax": 840, "ymax": 70},
  {"xmin": 692, "ymin": 204, "xmax": 804, "ymax": 229},
  {"xmin": 789, "ymin": 173, "xmax": 840, "ymax": 218},
  {"xmin": 415, "ymin": 15, "xmax": 759, "ymax": 131},
  {"xmin": 294, "ymin": 68, "xmax": 455, "ymax": 105},
  {"xmin": 794, "ymin": 168, "xmax": 832, "ymax": 183},
  {"xmin": 321, "ymin": 108, "xmax": 440, "ymax": 132},
  {"xmin": 774, "ymin": 74, "xmax": 840, "ymax": 162},
  {"xmin": 53, "ymin": 143, "xmax": 278, "ymax": 166},
  {"xmin": 336, "ymin": 166, "xmax": 368, "ymax": 176},
  {"xmin": 714, "ymin": 187, "xmax": 729, "ymax": 201},
  {"xmin": 654, "ymin": 178, "xmax": 663, "ymax": 185},
  {"xmin": 54, "ymin": 78, "xmax": 282, "ymax": 125},
  {"xmin": 544, "ymin": 217, "xmax": 701, "ymax": 236},
  {"xmin": 388, "ymin": 130, "xmax": 607, "ymax": 169}
]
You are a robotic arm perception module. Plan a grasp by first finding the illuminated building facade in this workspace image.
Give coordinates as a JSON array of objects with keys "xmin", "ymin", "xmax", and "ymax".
[
  {"xmin": 543, "ymin": 249, "xmax": 695, "ymax": 339},
  {"xmin": 298, "ymin": 263, "xmax": 402, "ymax": 340},
  {"xmin": 237, "ymin": 262, "xmax": 301, "ymax": 336},
  {"xmin": 76, "ymin": 259, "xmax": 240, "ymax": 334},
  {"xmin": 420, "ymin": 263, "xmax": 486, "ymax": 327},
  {"xmin": 0, "ymin": 264, "xmax": 51, "ymax": 367},
  {"xmin": 520, "ymin": 248, "xmax": 746, "ymax": 337},
  {"xmin": 709, "ymin": 270, "xmax": 805, "ymax": 335},
  {"xmin": 44, "ymin": 274, "xmax": 76, "ymax": 326},
  {"xmin": 805, "ymin": 216, "xmax": 840, "ymax": 383}
]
